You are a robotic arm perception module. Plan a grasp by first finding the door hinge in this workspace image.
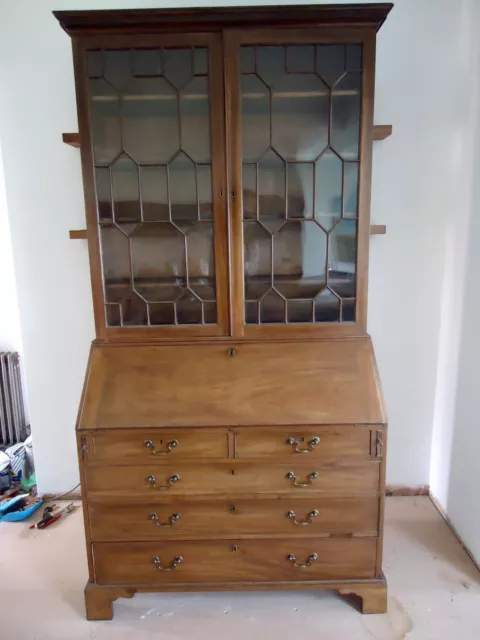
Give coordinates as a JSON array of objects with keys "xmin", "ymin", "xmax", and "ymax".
[{"xmin": 80, "ymin": 435, "xmax": 88, "ymax": 460}]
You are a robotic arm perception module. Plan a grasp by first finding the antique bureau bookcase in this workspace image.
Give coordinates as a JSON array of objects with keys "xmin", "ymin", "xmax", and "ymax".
[{"xmin": 55, "ymin": 3, "xmax": 392, "ymax": 621}]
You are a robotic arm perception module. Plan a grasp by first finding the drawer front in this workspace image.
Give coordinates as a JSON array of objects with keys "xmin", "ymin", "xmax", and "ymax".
[
  {"xmin": 85, "ymin": 461, "xmax": 380, "ymax": 500},
  {"xmin": 88, "ymin": 429, "xmax": 229, "ymax": 463},
  {"xmin": 235, "ymin": 426, "xmax": 372, "ymax": 459},
  {"xmin": 93, "ymin": 538, "xmax": 377, "ymax": 585},
  {"xmin": 89, "ymin": 497, "xmax": 379, "ymax": 541}
]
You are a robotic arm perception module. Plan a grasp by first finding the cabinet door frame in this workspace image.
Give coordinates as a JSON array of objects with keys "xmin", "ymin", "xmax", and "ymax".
[
  {"xmin": 225, "ymin": 27, "xmax": 376, "ymax": 339},
  {"xmin": 73, "ymin": 32, "xmax": 230, "ymax": 341}
]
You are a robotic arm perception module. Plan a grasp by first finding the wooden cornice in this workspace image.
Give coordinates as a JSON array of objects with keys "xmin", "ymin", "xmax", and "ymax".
[{"xmin": 54, "ymin": 4, "xmax": 393, "ymax": 37}]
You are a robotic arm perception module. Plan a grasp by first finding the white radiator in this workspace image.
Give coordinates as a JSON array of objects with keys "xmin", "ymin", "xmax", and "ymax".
[{"xmin": 0, "ymin": 352, "xmax": 29, "ymax": 445}]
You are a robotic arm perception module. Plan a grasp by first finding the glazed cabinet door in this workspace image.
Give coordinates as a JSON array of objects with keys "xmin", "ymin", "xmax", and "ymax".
[
  {"xmin": 225, "ymin": 29, "xmax": 375, "ymax": 338},
  {"xmin": 75, "ymin": 33, "xmax": 229, "ymax": 339}
]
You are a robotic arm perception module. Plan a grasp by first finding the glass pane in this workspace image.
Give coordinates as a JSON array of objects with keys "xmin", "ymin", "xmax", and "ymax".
[
  {"xmin": 122, "ymin": 77, "xmax": 179, "ymax": 164},
  {"xmin": 163, "ymin": 49, "xmax": 193, "ymax": 89},
  {"xmin": 193, "ymin": 48, "xmax": 208, "ymax": 75},
  {"xmin": 244, "ymin": 222, "xmax": 272, "ymax": 302},
  {"xmin": 181, "ymin": 76, "xmax": 211, "ymax": 163},
  {"xmin": 95, "ymin": 168, "xmax": 112, "ymax": 222},
  {"xmin": 273, "ymin": 221, "xmax": 327, "ymax": 299},
  {"xmin": 315, "ymin": 150, "xmax": 342, "ymax": 230},
  {"xmin": 288, "ymin": 163, "xmax": 314, "ymax": 218},
  {"xmin": 286, "ymin": 46, "xmax": 315, "ymax": 73},
  {"xmin": 123, "ymin": 292, "xmax": 148, "ymax": 326},
  {"xmin": 315, "ymin": 288, "xmax": 340, "ymax": 322},
  {"xmin": 176, "ymin": 291, "xmax": 203, "ymax": 324},
  {"xmin": 260, "ymin": 290, "xmax": 286, "ymax": 324},
  {"xmin": 343, "ymin": 162, "xmax": 359, "ymax": 217},
  {"xmin": 140, "ymin": 166, "xmax": 168, "ymax": 221},
  {"xmin": 184, "ymin": 222, "xmax": 216, "ymax": 301},
  {"xmin": 106, "ymin": 304, "xmax": 121, "ymax": 327},
  {"xmin": 169, "ymin": 152, "xmax": 197, "ymax": 220},
  {"xmin": 331, "ymin": 71, "xmax": 361, "ymax": 160},
  {"xmin": 271, "ymin": 74, "xmax": 328, "ymax": 161},
  {"xmin": 111, "ymin": 155, "xmax": 140, "ymax": 224},
  {"xmin": 245, "ymin": 300, "xmax": 259, "ymax": 324},
  {"xmin": 149, "ymin": 303, "xmax": 175, "ymax": 325},
  {"xmin": 242, "ymin": 164, "xmax": 257, "ymax": 220},
  {"xmin": 241, "ymin": 75, "xmax": 270, "ymax": 162},
  {"xmin": 89, "ymin": 78, "xmax": 122, "ymax": 165},
  {"xmin": 198, "ymin": 165, "xmax": 213, "ymax": 220},
  {"xmin": 88, "ymin": 46, "xmax": 217, "ymax": 327},
  {"xmin": 258, "ymin": 149, "xmax": 285, "ymax": 229},
  {"xmin": 100, "ymin": 226, "xmax": 130, "ymax": 284},
  {"xmin": 288, "ymin": 299, "xmax": 313, "ymax": 323},
  {"xmin": 131, "ymin": 222, "xmax": 186, "ymax": 287},
  {"xmin": 132, "ymin": 49, "xmax": 161, "ymax": 77},
  {"xmin": 329, "ymin": 219, "xmax": 357, "ymax": 298},
  {"xmin": 240, "ymin": 43, "xmax": 361, "ymax": 325}
]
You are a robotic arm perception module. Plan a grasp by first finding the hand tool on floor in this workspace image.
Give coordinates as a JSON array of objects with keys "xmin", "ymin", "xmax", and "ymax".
[
  {"xmin": 41, "ymin": 502, "xmax": 75, "ymax": 529},
  {"xmin": 29, "ymin": 504, "xmax": 56, "ymax": 529}
]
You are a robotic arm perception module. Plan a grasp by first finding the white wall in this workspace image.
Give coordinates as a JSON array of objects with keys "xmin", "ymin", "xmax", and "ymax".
[
  {"xmin": 0, "ymin": 143, "xmax": 23, "ymax": 354},
  {"xmin": 429, "ymin": 0, "xmax": 480, "ymax": 565},
  {"xmin": 0, "ymin": 0, "xmax": 477, "ymax": 492}
]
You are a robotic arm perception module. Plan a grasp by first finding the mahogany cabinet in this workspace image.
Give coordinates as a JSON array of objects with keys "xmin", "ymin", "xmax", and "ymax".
[{"xmin": 55, "ymin": 3, "xmax": 392, "ymax": 621}]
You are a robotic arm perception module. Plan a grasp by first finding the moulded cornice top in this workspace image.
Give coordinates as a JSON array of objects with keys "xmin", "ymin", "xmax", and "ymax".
[{"xmin": 53, "ymin": 3, "xmax": 393, "ymax": 37}]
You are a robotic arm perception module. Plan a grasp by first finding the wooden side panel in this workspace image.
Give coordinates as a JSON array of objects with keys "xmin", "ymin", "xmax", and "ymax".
[
  {"xmin": 85, "ymin": 461, "xmax": 380, "ymax": 500},
  {"xmin": 93, "ymin": 538, "xmax": 377, "ymax": 585},
  {"xmin": 76, "ymin": 432, "xmax": 94, "ymax": 581},
  {"xmin": 89, "ymin": 497, "xmax": 379, "ymax": 541}
]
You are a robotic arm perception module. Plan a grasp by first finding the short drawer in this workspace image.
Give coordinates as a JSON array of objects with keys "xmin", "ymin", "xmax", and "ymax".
[
  {"xmin": 93, "ymin": 538, "xmax": 377, "ymax": 585},
  {"xmin": 86, "ymin": 429, "xmax": 229, "ymax": 463},
  {"xmin": 234, "ymin": 426, "xmax": 374, "ymax": 459},
  {"xmin": 85, "ymin": 461, "xmax": 380, "ymax": 500},
  {"xmin": 89, "ymin": 497, "xmax": 379, "ymax": 541}
]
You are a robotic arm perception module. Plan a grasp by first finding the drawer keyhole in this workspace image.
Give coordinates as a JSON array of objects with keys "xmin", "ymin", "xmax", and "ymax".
[{"xmin": 232, "ymin": 545, "xmax": 238, "ymax": 552}]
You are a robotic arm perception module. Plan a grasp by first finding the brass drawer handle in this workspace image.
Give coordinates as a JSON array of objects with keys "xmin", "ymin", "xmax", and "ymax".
[
  {"xmin": 287, "ymin": 552, "xmax": 318, "ymax": 569},
  {"xmin": 153, "ymin": 555, "xmax": 183, "ymax": 571},
  {"xmin": 286, "ymin": 437, "xmax": 320, "ymax": 453},
  {"xmin": 146, "ymin": 474, "xmax": 180, "ymax": 490},
  {"xmin": 286, "ymin": 471, "xmax": 319, "ymax": 487},
  {"xmin": 144, "ymin": 439, "xmax": 178, "ymax": 455},
  {"xmin": 150, "ymin": 512, "xmax": 181, "ymax": 528},
  {"xmin": 287, "ymin": 509, "xmax": 319, "ymax": 525}
]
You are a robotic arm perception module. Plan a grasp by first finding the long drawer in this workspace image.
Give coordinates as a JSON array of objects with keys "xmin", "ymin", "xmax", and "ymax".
[
  {"xmin": 93, "ymin": 538, "xmax": 377, "ymax": 585},
  {"xmin": 89, "ymin": 497, "xmax": 379, "ymax": 541},
  {"xmin": 85, "ymin": 461, "xmax": 380, "ymax": 500},
  {"xmin": 87, "ymin": 428, "xmax": 229, "ymax": 463}
]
